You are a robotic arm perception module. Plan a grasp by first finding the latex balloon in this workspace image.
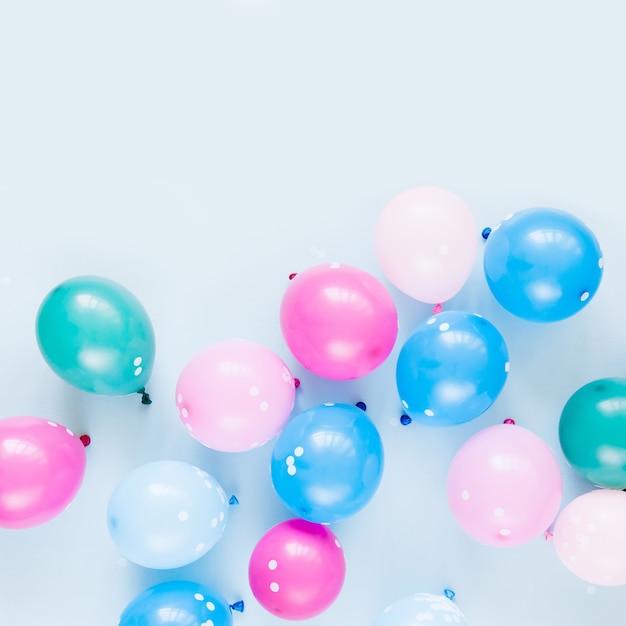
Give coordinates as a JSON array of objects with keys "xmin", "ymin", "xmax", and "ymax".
[
  {"xmin": 553, "ymin": 489, "xmax": 626, "ymax": 586},
  {"xmin": 107, "ymin": 460, "xmax": 229, "ymax": 569},
  {"xmin": 375, "ymin": 186, "xmax": 478, "ymax": 304},
  {"xmin": 0, "ymin": 416, "xmax": 87, "ymax": 529},
  {"xmin": 270, "ymin": 403, "xmax": 384, "ymax": 523},
  {"xmin": 447, "ymin": 423, "xmax": 562, "ymax": 547},
  {"xmin": 559, "ymin": 378, "xmax": 626, "ymax": 489},
  {"xmin": 279, "ymin": 263, "xmax": 398, "ymax": 380},
  {"xmin": 36, "ymin": 275, "xmax": 155, "ymax": 397},
  {"xmin": 119, "ymin": 580, "xmax": 235, "ymax": 626},
  {"xmin": 483, "ymin": 207, "xmax": 603, "ymax": 322},
  {"xmin": 396, "ymin": 310, "xmax": 509, "ymax": 426},
  {"xmin": 175, "ymin": 340, "xmax": 296, "ymax": 452},
  {"xmin": 373, "ymin": 592, "xmax": 469, "ymax": 626},
  {"xmin": 248, "ymin": 518, "xmax": 346, "ymax": 620}
]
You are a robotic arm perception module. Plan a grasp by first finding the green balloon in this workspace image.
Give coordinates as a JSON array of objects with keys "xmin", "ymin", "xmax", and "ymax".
[
  {"xmin": 36, "ymin": 276, "xmax": 155, "ymax": 397},
  {"xmin": 559, "ymin": 378, "xmax": 626, "ymax": 489}
]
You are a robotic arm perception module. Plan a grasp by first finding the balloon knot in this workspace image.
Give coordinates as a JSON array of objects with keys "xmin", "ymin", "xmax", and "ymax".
[
  {"xmin": 294, "ymin": 377, "xmax": 301, "ymax": 389},
  {"xmin": 443, "ymin": 589, "xmax": 456, "ymax": 600},
  {"xmin": 288, "ymin": 273, "xmax": 297, "ymax": 280},
  {"xmin": 229, "ymin": 495, "xmax": 239, "ymax": 506},
  {"xmin": 482, "ymin": 227, "xmax": 492, "ymax": 239},
  {"xmin": 79, "ymin": 434, "xmax": 91, "ymax": 447},
  {"xmin": 545, "ymin": 530, "xmax": 554, "ymax": 542},
  {"xmin": 503, "ymin": 418, "xmax": 515, "ymax": 425},
  {"xmin": 229, "ymin": 600, "xmax": 245, "ymax": 613},
  {"xmin": 400, "ymin": 414, "xmax": 412, "ymax": 426},
  {"xmin": 355, "ymin": 401, "xmax": 367, "ymax": 411},
  {"xmin": 138, "ymin": 388, "xmax": 152, "ymax": 405},
  {"xmin": 432, "ymin": 303, "xmax": 443, "ymax": 314}
]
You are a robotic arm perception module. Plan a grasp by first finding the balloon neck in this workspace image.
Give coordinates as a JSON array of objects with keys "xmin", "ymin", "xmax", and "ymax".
[
  {"xmin": 137, "ymin": 388, "xmax": 152, "ymax": 405},
  {"xmin": 432, "ymin": 303, "xmax": 443, "ymax": 314},
  {"xmin": 482, "ymin": 227, "xmax": 492, "ymax": 239},
  {"xmin": 400, "ymin": 414, "xmax": 412, "ymax": 426},
  {"xmin": 545, "ymin": 530, "xmax": 554, "ymax": 542},
  {"xmin": 229, "ymin": 495, "xmax": 239, "ymax": 506},
  {"xmin": 443, "ymin": 589, "xmax": 456, "ymax": 600},
  {"xmin": 229, "ymin": 600, "xmax": 245, "ymax": 613},
  {"xmin": 355, "ymin": 401, "xmax": 367, "ymax": 411},
  {"xmin": 294, "ymin": 377, "xmax": 301, "ymax": 389},
  {"xmin": 79, "ymin": 434, "xmax": 91, "ymax": 447},
  {"xmin": 288, "ymin": 272, "xmax": 297, "ymax": 280},
  {"xmin": 503, "ymin": 418, "xmax": 515, "ymax": 425}
]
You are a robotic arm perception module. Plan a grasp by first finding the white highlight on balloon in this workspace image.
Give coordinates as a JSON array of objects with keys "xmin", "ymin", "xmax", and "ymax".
[
  {"xmin": 494, "ymin": 507, "xmax": 505, "ymax": 517},
  {"xmin": 260, "ymin": 401, "xmax": 269, "ymax": 412},
  {"xmin": 294, "ymin": 446, "xmax": 304, "ymax": 457},
  {"xmin": 580, "ymin": 291, "xmax": 590, "ymax": 302},
  {"xmin": 461, "ymin": 490, "xmax": 470, "ymax": 501},
  {"xmin": 268, "ymin": 559, "xmax": 278, "ymax": 570},
  {"xmin": 439, "ymin": 323, "xmax": 450, "ymax": 331},
  {"xmin": 286, "ymin": 456, "xmax": 295, "ymax": 466},
  {"xmin": 206, "ymin": 601, "xmax": 215, "ymax": 611},
  {"xmin": 270, "ymin": 582, "xmax": 280, "ymax": 592},
  {"xmin": 287, "ymin": 466, "xmax": 297, "ymax": 476},
  {"xmin": 133, "ymin": 357, "xmax": 142, "ymax": 366},
  {"xmin": 178, "ymin": 511, "xmax": 189, "ymax": 522},
  {"xmin": 181, "ymin": 408, "xmax": 189, "ymax": 419},
  {"xmin": 66, "ymin": 428, "xmax": 75, "ymax": 436},
  {"xmin": 194, "ymin": 593, "xmax": 205, "ymax": 601},
  {"xmin": 499, "ymin": 528, "xmax": 511, "ymax": 536},
  {"xmin": 134, "ymin": 366, "xmax": 143, "ymax": 376},
  {"xmin": 249, "ymin": 386, "xmax": 260, "ymax": 396}
]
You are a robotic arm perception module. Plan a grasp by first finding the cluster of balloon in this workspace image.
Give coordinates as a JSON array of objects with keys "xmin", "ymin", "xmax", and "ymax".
[
  {"xmin": 248, "ymin": 518, "xmax": 346, "ymax": 620},
  {"xmin": 175, "ymin": 339, "xmax": 296, "ymax": 452},
  {"xmin": 446, "ymin": 422, "xmax": 562, "ymax": 547},
  {"xmin": 119, "ymin": 580, "xmax": 244, "ymax": 626},
  {"xmin": 372, "ymin": 591, "xmax": 469, "ymax": 626},
  {"xmin": 279, "ymin": 263, "xmax": 398, "ymax": 380},
  {"xmin": 106, "ymin": 460, "xmax": 232, "ymax": 569},
  {"xmin": 0, "ymin": 416, "xmax": 87, "ymax": 529},
  {"xmin": 270, "ymin": 402, "xmax": 384, "ymax": 523},
  {"xmin": 396, "ymin": 310, "xmax": 509, "ymax": 426},
  {"xmin": 36, "ymin": 275, "xmax": 156, "ymax": 403},
  {"xmin": 483, "ymin": 207, "xmax": 604, "ymax": 322}
]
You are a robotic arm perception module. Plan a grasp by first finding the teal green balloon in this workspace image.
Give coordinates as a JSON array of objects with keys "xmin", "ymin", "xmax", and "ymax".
[
  {"xmin": 559, "ymin": 378, "xmax": 626, "ymax": 489},
  {"xmin": 36, "ymin": 276, "xmax": 155, "ymax": 396}
]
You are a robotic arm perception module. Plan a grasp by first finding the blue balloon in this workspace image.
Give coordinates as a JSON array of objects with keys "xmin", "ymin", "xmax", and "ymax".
[
  {"xmin": 396, "ymin": 310, "xmax": 509, "ymax": 426},
  {"xmin": 373, "ymin": 592, "xmax": 469, "ymax": 626},
  {"xmin": 483, "ymin": 207, "xmax": 603, "ymax": 322},
  {"xmin": 107, "ymin": 460, "xmax": 230, "ymax": 569},
  {"xmin": 270, "ymin": 403, "xmax": 384, "ymax": 524},
  {"xmin": 119, "ymin": 580, "xmax": 235, "ymax": 626}
]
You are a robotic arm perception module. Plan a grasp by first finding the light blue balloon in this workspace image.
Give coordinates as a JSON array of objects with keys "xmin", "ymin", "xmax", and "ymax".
[
  {"xmin": 483, "ymin": 207, "xmax": 603, "ymax": 322},
  {"xmin": 373, "ymin": 592, "xmax": 469, "ymax": 626},
  {"xmin": 396, "ymin": 311, "xmax": 509, "ymax": 426},
  {"xmin": 270, "ymin": 403, "xmax": 384, "ymax": 524},
  {"xmin": 119, "ymin": 580, "xmax": 235, "ymax": 626},
  {"xmin": 107, "ymin": 460, "xmax": 229, "ymax": 569}
]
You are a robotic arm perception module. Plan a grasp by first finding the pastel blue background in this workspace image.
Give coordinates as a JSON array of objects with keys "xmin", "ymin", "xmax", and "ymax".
[{"xmin": 1, "ymin": 1, "xmax": 625, "ymax": 625}]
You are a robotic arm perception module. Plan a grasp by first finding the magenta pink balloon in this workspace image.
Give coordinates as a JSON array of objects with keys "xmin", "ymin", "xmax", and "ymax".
[
  {"xmin": 446, "ymin": 423, "xmax": 562, "ymax": 547},
  {"xmin": 248, "ymin": 518, "xmax": 346, "ymax": 620},
  {"xmin": 280, "ymin": 263, "xmax": 398, "ymax": 380},
  {"xmin": 375, "ymin": 186, "xmax": 478, "ymax": 304},
  {"xmin": 175, "ymin": 340, "xmax": 296, "ymax": 452},
  {"xmin": 0, "ymin": 416, "xmax": 87, "ymax": 529},
  {"xmin": 553, "ymin": 489, "xmax": 626, "ymax": 586}
]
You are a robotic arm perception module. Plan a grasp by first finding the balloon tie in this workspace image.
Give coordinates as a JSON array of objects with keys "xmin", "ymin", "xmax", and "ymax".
[
  {"xmin": 138, "ymin": 388, "xmax": 152, "ymax": 405},
  {"xmin": 400, "ymin": 414, "xmax": 412, "ymax": 426},
  {"xmin": 229, "ymin": 495, "xmax": 239, "ymax": 506},
  {"xmin": 432, "ymin": 303, "xmax": 443, "ymax": 314},
  {"xmin": 482, "ymin": 227, "xmax": 492, "ymax": 239},
  {"xmin": 443, "ymin": 589, "xmax": 456, "ymax": 600},
  {"xmin": 79, "ymin": 434, "xmax": 91, "ymax": 447},
  {"xmin": 503, "ymin": 418, "xmax": 515, "ymax": 425},
  {"xmin": 355, "ymin": 401, "xmax": 367, "ymax": 411},
  {"xmin": 545, "ymin": 530, "xmax": 554, "ymax": 542},
  {"xmin": 288, "ymin": 273, "xmax": 297, "ymax": 280},
  {"xmin": 294, "ymin": 377, "xmax": 301, "ymax": 389},
  {"xmin": 229, "ymin": 600, "xmax": 245, "ymax": 613}
]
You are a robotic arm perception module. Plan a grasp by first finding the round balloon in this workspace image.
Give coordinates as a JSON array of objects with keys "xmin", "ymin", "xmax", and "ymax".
[
  {"xmin": 119, "ymin": 580, "xmax": 234, "ymax": 626},
  {"xmin": 447, "ymin": 423, "xmax": 562, "ymax": 547},
  {"xmin": 175, "ymin": 340, "xmax": 296, "ymax": 452},
  {"xmin": 396, "ymin": 310, "xmax": 509, "ymax": 426},
  {"xmin": 36, "ymin": 275, "xmax": 155, "ymax": 396},
  {"xmin": 373, "ymin": 592, "xmax": 469, "ymax": 626},
  {"xmin": 553, "ymin": 489, "xmax": 626, "ymax": 586},
  {"xmin": 0, "ymin": 416, "xmax": 87, "ymax": 529},
  {"xmin": 483, "ymin": 207, "xmax": 603, "ymax": 322},
  {"xmin": 279, "ymin": 263, "xmax": 398, "ymax": 380},
  {"xmin": 107, "ymin": 460, "xmax": 229, "ymax": 569},
  {"xmin": 248, "ymin": 518, "xmax": 346, "ymax": 620},
  {"xmin": 375, "ymin": 186, "xmax": 478, "ymax": 304},
  {"xmin": 559, "ymin": 378, "xmax": 626, "ymax": 489},
  {"xmin": 270, "ymin": 403, "xmax": 384, "ymax": 523}
]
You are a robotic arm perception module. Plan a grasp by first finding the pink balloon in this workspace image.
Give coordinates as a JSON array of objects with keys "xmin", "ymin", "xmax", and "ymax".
[
  {"xmin": 375, "ymin": 186, "xmax": 478, "ymax": 304},
  {"xmin": 280, "ymin": 263, "xmax": 398, "ymax": 380},
  {"xmin": 553, "ymin": 489, "xmax": 626, "ymax": 586},
  {"xmin": 0, "ymin": 416, "xmax": 87, "ymax": 529},
  {"xmin": 446, "ymin": 423, "xmax": 562, "ymax": 547},
  {"xmin": 175, "ymin": 340, "xmax": 296, "ymax": 452},
  {"xmin": 248, "ymin": 518, "xmax": 346, "ymax": 620}
]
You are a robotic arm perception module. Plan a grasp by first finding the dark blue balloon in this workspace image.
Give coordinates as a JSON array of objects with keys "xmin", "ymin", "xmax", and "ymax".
[
  {"xmin": 119, "ymin": 580, "xmax": 233, "ymax": 626},
  {"xmin": 396, "ymin": 311, "xmax": 509, "ymax": 426},
  {"xmin": 483, "ymin": 207, "xmax": 603, "ymax": 322},
  {"xmin": 271, "ymin": 403, "xmax": 384, "ymax": 524}
]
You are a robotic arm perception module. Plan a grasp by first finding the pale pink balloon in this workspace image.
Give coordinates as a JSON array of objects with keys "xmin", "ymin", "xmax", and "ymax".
[
  {"xmin": 446, "ymin": 423, "xmax": 562, "ymax": 547},
  {"xmin": 375, "ymin": 186, "xmax": 478, "ymax": 304},
  {"xmin": 553, "ymin": 489, "xmax": 626, "ymax": 586},
  {"xmin": 280, "ymin": 263, "xmax": 398, "ymax": 380},
  {"xmin": 0, "ymin": 416, "xmax": 87, "ymax": 529},
  {"xmin": 248, "ymin": 518, "xmax": 346, "ymax": 620},
  {"xmin": 175, "ymin": 340, "xmax": 296, "ymax": 452}
]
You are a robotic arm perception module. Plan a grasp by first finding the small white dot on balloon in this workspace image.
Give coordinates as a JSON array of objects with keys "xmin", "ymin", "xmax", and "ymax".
[
  {"xmin": 426, "ymin": 317, "xmax": 437, "ymax": 325},
  {"xmin": 505, "ymin": 362, "xmax": 510, "ymax": 372},
  {"xmin": 324, "ymin": 402, "xmax": 335, "ymax": 406},
  {"xmin": 177, "ymin": 393, "xmax": 183, "ymax": 404},
  {"xmin": 294, "ymin": 446, "xmax": 304, "ymax": 457},
  {"xmin": 439, "ymin": 244, "xmax": 449, "ymax": 255},
  {"xmin": 499, "ymin": 529, "xmax": 511, "ymax": 536},
  {"xmin": 219, "ymin": 511, "xmax": 224, "ymax": 521},
  {"xmin": 260, "ymin": 401, "xmax": 269, "ymax": 412},
  {"xmin": 439, "ymin": 323, "xmax": 450, "ymax": 331},
  {"xmin": 133, "ymin": 356, "xmax": 142, "ymax": 366},
  {"xmin": 134, "ymin": 366, "xmax": 143, "ymax": 376},
  {"xmin": 206, "ymin": 602, "xmax": 215, "ymax": 611},
  {"xmin": 287, "ymin": 466, "xmax": 297, "ymax": 476},
  {"xmin": 461, "ymin": 490, "xmax": 470, "ymax": 501},
  {"xmin": 249, "ymin": 386, "xmax": 260, "ymax": 396},
  {"xmin": 181, "ymin": 408, "xmax": 189, "ymax": 419},
  {"xmin": 185, "ymin": 423, "xmax": 193, "ymax": 432},
  {"xmin": 66, "ymin": 428, "xmax": 75, "ymax": 436},
  {"xmin": 424, "ymin": 409, "xmax": 434, "ymax": 417},
  {"xmin": 117, "ymin": 557, "xmax": 128, "ymax": 567},
  {"xmin": 178, "ymin": 511, "xmax": 189, "ymax": 522},
  {"xmin": 204, "ymin": 480, "xmax": 213, "ymax": 489},
  {"xmin": 203, "ymin": 620, "xmax": 214, "ymax": 626},
  {"xmin": 268, "ymin": 559, "xmax": 278, "ymax": 570},
  {"xmin": 47, "ymin": 421, "xmax": 58, "ymax": 427},
  {"xmin": 580, "ymin": 291, "xmax": 590, "ymax": 302},
  {"xmin": 587, "ymin": 585, "xmax": 597, "ymax": 595},
  {"xmin": 194, "ymin": 593, "xmax": 205, "ymax": 601},
  {"xmin": 286, "ymin": 456, "xmax": 295, "ymax": 466},
  {"xmin": 211, "ymin": 518, "xmax": 218, "ymax": 528},
  {"xmin": 599, "ymin": 258, "xmax": 604, "ymax": 269},
  {"xmin": 401, "ymin": 400, "xmax": 409, "ymax": 409},
  {"xmin": 195, "ymin": 543, "xmax": 206, "ymax": 552},
  {"xmin": 334, "ymin": 538, "xmax": 341, "ymax": 548},
  {"xmin": 270, "ymin": 582, "xmax": 280, "ymax": 592},
  {"xmin": 494, "ymin": 508, "xmax": 505, "ymax": 517}
]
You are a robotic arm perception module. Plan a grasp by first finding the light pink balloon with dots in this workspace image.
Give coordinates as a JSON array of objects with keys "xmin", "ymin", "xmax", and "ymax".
[{"xmin": 175, "ymin": 339, "xmax": 296, "ymax": 453}]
